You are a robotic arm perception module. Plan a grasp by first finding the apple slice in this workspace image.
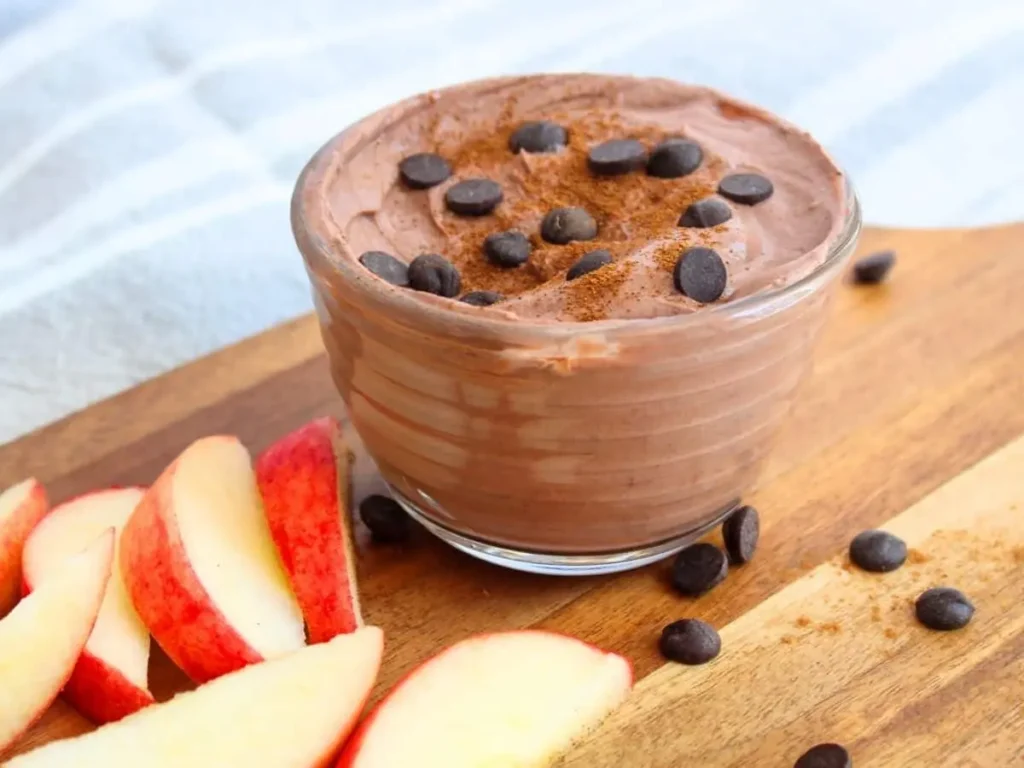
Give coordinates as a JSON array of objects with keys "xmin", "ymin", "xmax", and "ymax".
[
  {"xmin": 337, "ymin": 630, "xmax": 633, "ymax": 767},
  {"xmin": 257, "ymin": 417, "xmax": 363, "ymax": 644},
  {"xmin": 7, "ymin": 626, "xmax": 384, "ymax": 767},
  {"xmin": 22, "ymin": 488, "xmax": 155, "ymax": 724},
  {"xmin": 120, "ymin": 435, "xmax": 305, "ymax": 683},
  {"xmin": 0, "ymin": 532, "xmax": 112, "ymax": 754},
  {"xmin": 0, "ymin": 479, "xmax": 49, "ymax": 617}
]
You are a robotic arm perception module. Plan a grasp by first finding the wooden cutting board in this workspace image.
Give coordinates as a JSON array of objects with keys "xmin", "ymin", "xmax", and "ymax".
[{"xmin": 2, "ymin": 223, "xmax": 1023, "ymax": 765}]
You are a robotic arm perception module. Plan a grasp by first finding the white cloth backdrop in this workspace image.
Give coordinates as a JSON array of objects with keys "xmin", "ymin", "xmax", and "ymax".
[{"xmin": 2, "ymin": 0, "xmax": 1023, "ymax": 443}]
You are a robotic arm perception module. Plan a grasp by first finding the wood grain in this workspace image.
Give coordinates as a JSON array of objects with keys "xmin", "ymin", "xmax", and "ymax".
[
  {"xmin": 562, "ymin": 434, "xmax": 1024, "ymax": 767},
  {"xmin": 2, "ymin": 224, "xmax": 1023, "ymax": 763}
]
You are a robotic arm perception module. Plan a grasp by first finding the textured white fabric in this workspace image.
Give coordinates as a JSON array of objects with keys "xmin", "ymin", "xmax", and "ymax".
[{"xmin": 2, "ymin": 0, "xmax": 1023, "ymax": 442}]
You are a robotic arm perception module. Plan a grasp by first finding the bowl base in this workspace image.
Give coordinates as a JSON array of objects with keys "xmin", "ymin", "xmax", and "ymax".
[{"xmin": 387, "ymin": 484, "xmax": 739, "ymax": 576}]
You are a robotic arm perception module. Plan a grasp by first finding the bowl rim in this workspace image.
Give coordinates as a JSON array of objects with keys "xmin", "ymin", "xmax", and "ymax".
[{"xmin": 292, "ymin": 74, "xmax": 862, "ymax": 339}]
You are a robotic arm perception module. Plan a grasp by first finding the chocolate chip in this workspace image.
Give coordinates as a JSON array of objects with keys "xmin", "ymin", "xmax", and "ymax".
[
  {"xmin": 718, "ymin": 172, "xmax": 774, "ymax": 205},
  {"xmin": 915, "ymin": 587, "xmax": 975, "ymax": 631},
  {"xmin": 679, "ymin": 198, "xmax": 732, "ymax": 228},
  {"xmin": 722, "ymin": 505, "xmax": 759, "ymax": 565},
  {"xmin": 460, "ymin": 290, "xmax": 503, "ymax": 306},
  {"xmin": 358, "ymin": 251, "xmax": 409, "ymax": 287},
  {"xmin": 674, "ymin": 247, "xmax": 727, "ymax": 303},
  {"xmin": 398, "ymin": 153, "xmax": 451, "ymax": 189},
  {"xmin": 566, "ymin": 249, "xmax": 612, "ymax": 281},
  {"xmin": 445, "ymin": 178, "xmax": 503, "ymax": 216},
  {"xmin": 647, "ymin": 138, "xmax": 703, "ymax": 178},
  {"xmin": 541, "ymin": 207, "xmax": 598, "ymax": 244},
  {"xmin": 671, "ymin": 543, "xmax": 728, "ymax": 596},
  {"xmin": 849, "ymin": 530, "xmax": 907, "ymax": 573},
  {"xmin": 659, "ymin": 619, "xmax": 721, "ymax": 665},
  {"xmin": 408, "ymin": 254, "xmax": 461, "ymax": 297},
  {"xmin": 359, "ymin": 494, "xmax": 411, "ymax": 544},
  {"xmin": 587, "ymin": 139, "xmax": 647, "ymax": 176},
  {"xmin": 794, "ymin": 743, "xmax": 851, "ymax": 768},
  {"xmin": 853, "ymin": 250, "xmax": 896, "ymax": 284},
  {"xmin": 509, "ymin": 121, "xmax": 567, "ymax": 153},
  {"xmin": 483, "ymin": 230, "xmax": 531, "ymax": 268}
]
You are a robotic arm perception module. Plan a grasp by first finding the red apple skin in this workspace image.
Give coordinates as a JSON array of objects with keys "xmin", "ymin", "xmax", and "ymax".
[
  {"xmin": 120, "ymin": 447, "xmax": 263, "ymax": 684},
  {"xmin": 60, "ymin": 652, "xmax": 155, "ymax": 724},
  {"xmin": 257, "ymin": 417, "xmax": 362, "ymax": 644},
  {"xmin": 333, "ymin": 630, "xmax": 635, "ymax": 766},
  {"xmin": 5, "ymin": 626, "xmax": 384, "ymax": 768},
  {"xmin": 0, "ymin": 480, "xmax": 49, "ymax": 617},
  {"xmin": 0, "ymin": 532, "xmax": 113, "ymax": 754},
  {"xmin": 21, "ymin": 488, "xmax": 156, "ymax": 724},
  {"xmin": 19, "ymin": 575, "xmax": 157, "ymax": 724}
]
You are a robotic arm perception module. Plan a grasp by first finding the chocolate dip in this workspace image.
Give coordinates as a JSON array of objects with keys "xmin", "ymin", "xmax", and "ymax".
[
  {"xmin": 294, "ymin": 75, "xmax": 857, "ymax": 562},
  {"xmin": 306, "ymin": 75, "xmax": 844, "ymax": 323}
]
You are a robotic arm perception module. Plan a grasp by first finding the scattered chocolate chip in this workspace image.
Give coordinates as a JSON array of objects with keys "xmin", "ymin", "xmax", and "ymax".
[
  {"xmin": 445, "ymin": 178, "xmax": 503, "ymax": 216},
  {"xmin": 483, "ymin": 230, "xmax": 531, "ymax": 268},
  {"xmin": 659, "ymin": 619, "xmax": 721, "ymax": 665},
  {"xmin": 794, "ymin": 743, "xmax": 851, "ymax": 768},
  {"xmin": 679, "ymin": 197, "xmax": 733, "ymax": 228},
  {"xmin": 588, "ymin": 139, "xmax": 647, "ymax": 176},
  {"xmin": 398, "ymin": 152, "xmax": 451, "ymax": 189},
  {"xmin": 674, "ymin": 247, "xmax": 727, "ymax": 303},
  {"xmin": 509, "ymin": 121, "xmax": 567, "ymax": 153},
  {"xmin": 647, "ymin": 138, "xmax": 703, "ymax": 178},
  {"xmin": 671, "ymin": 543, "xmax": 728, "ymax": 596},
  {"xmin": 722, "ymin": 505, "xmax": 759, "ymax": 565},
  {"xmin": 358, "ymin": 251, "xmax": 409, "ymax": 287},
  {"xmin": 718, "ymin": 172, "xmax": 774, "ymax": 205},
  {"xmin": 849, "ymin": 530, "xmax": 907, "ymax": 573},
  {"xmin": 408, "ymin": 254, "xmax": 461, "ymax": 297},
  {"xmin": 915, "ymin": 587, "xmax": 975, "ymax": 631},
  {"xmin": 541, "ymin": 207, "xmax": 598, "ymax": 244},
  {"xmin": 852, "ymin": 250, "xmax": 896, "ymax": 284},
  {"xmin": 460, "ymin": 290, "xmax": 503, "ymax": 307},
  {"xmin": 566, "ymin": 249, "xmax": 612, "ymax": 281},
  {"xmin": 359, "ymin": 494, "xmax": 411, "ymax": 543}
]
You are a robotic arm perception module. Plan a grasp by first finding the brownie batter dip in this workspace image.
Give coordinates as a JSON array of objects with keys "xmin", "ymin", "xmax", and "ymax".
[{"xmin": 294, "ymin": 74, "xmax": 855, "ymax": 564}]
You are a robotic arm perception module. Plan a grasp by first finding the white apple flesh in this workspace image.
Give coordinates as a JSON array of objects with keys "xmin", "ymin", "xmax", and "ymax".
[
  {"xmin": 336, "ymin": 630, "xmax": 633, "ymax": 767},
  {"xmin": 22, "ymin": 488, "xmax": 155, "ymax": 723},
  {"xmin": 0, "ymin": 532, "xmax": 113, "ymax": 754},
  {"xmin": 7, "ymin": 626, "xmax": 384, "ymax": 768},
  {"xmin": 120, "ymin": 435, "xmax": 305, "ymax": 683},
  {"xmin": 0, "ymin": 479, "xmax": 49, "ymax": 617}
]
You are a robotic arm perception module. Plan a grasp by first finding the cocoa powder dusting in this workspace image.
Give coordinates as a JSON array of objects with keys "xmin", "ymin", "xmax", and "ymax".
[
  {"xmin": 715, "ymin": 98, "xmax": 772, "ymax": 124},
  {"xmin": 793, "ymin": 615, "xmax": 842, "ymax": 635},
  {"xmin": 907, "ymin": 548, "xmax": 930, "ymax": 565},
  {"xmin": 430, "ymin": 107, "xmax": 717, "ymax": 318},
  {"xmin": 653, "ymin": 240, "xmax": 683, "ymax": 274},
  {"xmin": 566, "ymin": 260, "xmax": 635, "ymax": 321},
  {"xmin": 818, "ymin": 621, "xmax": 842, "ymax": 635}
]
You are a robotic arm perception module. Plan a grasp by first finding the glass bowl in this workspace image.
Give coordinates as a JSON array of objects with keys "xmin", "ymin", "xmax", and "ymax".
[{"xmin": 292, "ymin": 77, "xmax": 861, "ymax": 575}]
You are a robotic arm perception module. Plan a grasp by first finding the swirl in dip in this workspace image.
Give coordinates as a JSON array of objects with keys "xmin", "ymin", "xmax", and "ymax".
[{"xmin": 293, "ymin": 74, "xmax": 852, "ymax": 564}]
